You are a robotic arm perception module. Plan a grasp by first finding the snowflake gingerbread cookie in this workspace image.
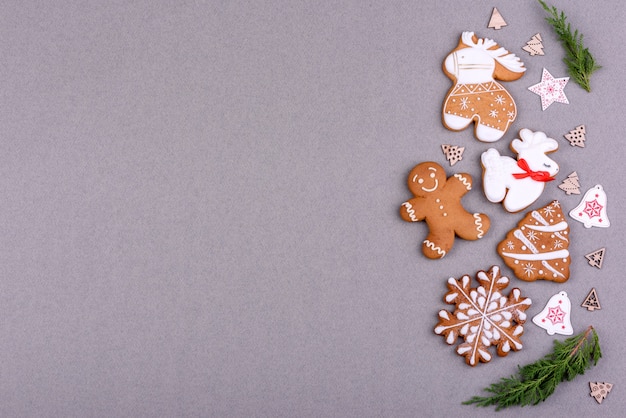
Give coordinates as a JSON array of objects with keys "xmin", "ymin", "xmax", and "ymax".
[
  {"xmin": 434, "ymin": 266, "xmax": 532, "ymax": 366},
  {"xmin": 497, "ymin": 200, "xmax": 571, "ymax": 283},
  {"xmin": 481, "ymin": 129, "xmax": 559, "ymax": 213},
  {"xmin": 400, "ymin": 162, "xmax": 490, "ymax": 259},
  {"xmin": 442, "ymin": 31, "xmax": 526, "ymax": 142}
]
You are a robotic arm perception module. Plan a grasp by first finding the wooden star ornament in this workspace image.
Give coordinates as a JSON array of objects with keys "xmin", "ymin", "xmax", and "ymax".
[{"xmin": 528, "ymin": 68, "xmax": 569, "ymax": 110}]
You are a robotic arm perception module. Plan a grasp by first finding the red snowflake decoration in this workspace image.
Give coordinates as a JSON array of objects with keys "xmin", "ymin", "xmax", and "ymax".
[
  {"xmin": 547, "ymin": 306, "xmax": 565, "ymax": 324},
  {"xmin": 583, "ymin": 198, "xmax": 603, "ymax": 219}
]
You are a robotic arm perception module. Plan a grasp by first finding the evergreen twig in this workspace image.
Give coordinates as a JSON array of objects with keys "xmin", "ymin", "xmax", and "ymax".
[
  {"xmin": 464, "ymin": 325, "xmax": 602, "ymax": 410},
  {"xmin": 537, "ymin": 0, "xmax": 601, "ymax": 92}
]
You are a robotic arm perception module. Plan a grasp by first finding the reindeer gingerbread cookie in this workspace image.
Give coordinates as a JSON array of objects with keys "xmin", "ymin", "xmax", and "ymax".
[
  {"xmin": 481, "ymin": 128, "xmax": 559, "ymax": 213},
  {"xmin": 400, "ymin": 162, "xmax": 490, "ymax": 259},
  {"xmin": 442, "ymin": 31, "xmax": 526, "ymax": 142}
]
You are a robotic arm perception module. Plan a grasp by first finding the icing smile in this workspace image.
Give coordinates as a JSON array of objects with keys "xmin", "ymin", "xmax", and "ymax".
[
  {"xmin": 422, "ymin": 180, "xmax": 438, "ymax": 192},
  {"xmin": 412, "ymin": 167, "xmax": 439, "ymax": 193}
]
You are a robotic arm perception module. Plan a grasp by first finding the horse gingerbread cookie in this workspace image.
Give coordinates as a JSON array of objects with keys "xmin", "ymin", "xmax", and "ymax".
[
  {"xmin": 442, "ymin": 31, "xmax": 526, "ymax": 142},
  {"xmin": 481, "ymin": 128, "xmax": 559, "ymax": 213},
  {"xmin": 400, "ymin": 162, "xmax": 490, "ymax": 259}
]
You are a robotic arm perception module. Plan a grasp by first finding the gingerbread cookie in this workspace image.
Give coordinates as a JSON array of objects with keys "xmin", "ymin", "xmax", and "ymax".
[
  {"xmin": 434, "ymin": 265, "xmax": 532, "ymax": 366},
  {"xmin": 442, "ymin": 31, "xmax": 526, "ymax": 142},
  {"xmin": 400, "ymin": 162, "xmax": 490, "ymax": 259},
  {"xmin": 481, "ymin": 128, "xmax": 559, "ymax": 213},
  {"xmin": 497, "ymin": 200, "xmax": 570, "ymax": 283}
]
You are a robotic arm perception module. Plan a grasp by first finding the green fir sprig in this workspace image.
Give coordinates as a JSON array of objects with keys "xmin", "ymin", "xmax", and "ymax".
[
  {"xmin": 464, "ymin": 325, "xmax": 602, "ymax": 410},
  {"xmin": 538, "ymin": 0, "xmax": 601, "ymax": 92}
]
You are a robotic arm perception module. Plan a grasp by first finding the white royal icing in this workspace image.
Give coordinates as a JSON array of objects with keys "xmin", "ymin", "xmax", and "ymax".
[
  {"xmin": 454, "ymin": 173, "xmax": 471, "ymax": 190},
  {"xmin": 481, "ymin": 129, "xmax": 559, "ymax": 212},
  {"xmin": 402, "ymin": 202, "xmax": 417, "ymax": 222},
  {"xmin": 501, "ymin": 249, "xmax": 569, "ymax": 261},
  {"xmin": 473, "ymin": 213, "xmax": 485, "ymax": 238},
  {"xmin": 423, "ymin": 240, "xmax": 446, "ymax": 257},
  {"xmin": 525, "ymin": 221, "xmax": 568, "ymax": 233},
  {"xmin": 531, "ymin": 209, "xmax": 568, "ymax": 242}
]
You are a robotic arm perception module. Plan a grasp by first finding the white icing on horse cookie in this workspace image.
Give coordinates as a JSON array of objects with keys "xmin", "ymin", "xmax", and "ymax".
[
  {"xmin": 481, "ymin": 129, "xmax": 559, "ymax": 213},
  {"xmin": 442, "ymin": 31, "xmax": 526, "ymax": 142}
]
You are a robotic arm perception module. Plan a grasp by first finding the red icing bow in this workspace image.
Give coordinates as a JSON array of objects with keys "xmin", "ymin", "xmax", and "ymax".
[{"xmin": 512, "ymin": 159, "xmax": 555, "ymax": 182}]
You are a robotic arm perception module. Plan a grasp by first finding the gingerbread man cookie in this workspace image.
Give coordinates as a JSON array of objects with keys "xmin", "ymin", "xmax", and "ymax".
[
  {"xmin": 442, "ymin": 31, "xmax": 526, "ymax": 142},
  {"xmin": 400, "ymin": 162, "xmax": 490, "ymax": 259}
]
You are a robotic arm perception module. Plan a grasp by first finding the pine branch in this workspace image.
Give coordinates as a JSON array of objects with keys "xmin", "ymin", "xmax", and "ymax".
[
  {"xmin": 537, "ymin": 0, "xmax": 601, "ymax": 92},
  {"xmin": 464, "ymin": 326, "xmax": 601, "ymax": 410}
]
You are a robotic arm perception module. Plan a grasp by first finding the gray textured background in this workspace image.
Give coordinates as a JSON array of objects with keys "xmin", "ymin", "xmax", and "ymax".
[{"xmin": 1, "ymin": 1, "xmax": 624, "ymax": 417}]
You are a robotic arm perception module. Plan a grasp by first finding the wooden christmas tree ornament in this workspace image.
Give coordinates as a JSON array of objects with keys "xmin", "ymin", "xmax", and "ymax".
[
  {"xmin": 564, "ymin": 125, "xmax": 586, "ymax": 147},
  {"xmin": 590, "ymin": 382, "xmax": 613, "ymax": 404},
  {"xmin": 488, "ymin": 7, "xmax": 507, "ymax": 30},
  {"xmin": 522, "ymin": 33, "xmax": 545, "ymax": 56},
  {"xmin": 585, "ymin": 248, "xmax": 605, "ymax": 269},
  {"xmin": 441, "ymin": 144, "xmax": 465, "ymax": 166},
  {"xmin": 582, "ymin": 288, "xmax": 601, "ymax": 311},
  {"xmin": 558, "ymin": 171, "xmax": 581, "ymax": 195}
]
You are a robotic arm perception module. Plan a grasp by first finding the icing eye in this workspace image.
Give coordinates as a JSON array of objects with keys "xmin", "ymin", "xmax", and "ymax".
[
  {"xmin": 543, "ymin": 163, "xmax": 551, "ymax": 168},
  {"xmin": 418, "ymin": 178, "xmax": 424, "ymax": 184},
  {"xmin": 429, "ymin": 173, "xmax": 436, "ymax": 178}
]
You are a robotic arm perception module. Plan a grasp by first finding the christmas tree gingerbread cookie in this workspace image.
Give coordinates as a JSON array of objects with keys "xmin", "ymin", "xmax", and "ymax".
[
  {"xmin": 400, "ymin": 162, "xmax": 490, "ymax": 259},
  {"xmin": 497, "ymin": 200, "xmax": 571, "ymax": 283},
  {"xmin": 481, "ymin": 129, "xmax": 559, "ymax": 213},
  {"xmin": 442, "ymin": 31, "xmax": 526, "ymax": 142}
]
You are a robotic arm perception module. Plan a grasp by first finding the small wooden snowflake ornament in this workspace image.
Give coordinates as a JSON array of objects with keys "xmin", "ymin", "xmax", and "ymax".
[
  {"xmin": 558, "ymin": 171, "xmax": 581, "ymax": 195},
  {"xmin": 582, "ymin": 288, "xmax": 601, "ymax": 311},
  {"xmin": 590, "ymin": 382, "xmax": 613, "ymax": 404},
  {"xmin": 565, "ymin": 125, "xmax": 586, "ymax": 147},
  {"xmin": 585, "ymin": 248, "xmax": 606, "ymax": 269},
  {"xmin": 522, "ymin": 33, "xmax": 545, "ymax": 56},
  {"xmin": 441, "ymin": 144, "xmax": 465, "ymax": 166},
  {"xmin": 488, "ymin": 7, "xmax": 507, "ymax": 30}
]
